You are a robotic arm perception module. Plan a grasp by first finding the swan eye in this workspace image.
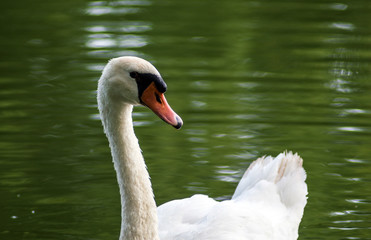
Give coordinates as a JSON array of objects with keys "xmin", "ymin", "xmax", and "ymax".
[{"xmin": 130, "ymin": 71, "xmax": 139, "ymax": 79}]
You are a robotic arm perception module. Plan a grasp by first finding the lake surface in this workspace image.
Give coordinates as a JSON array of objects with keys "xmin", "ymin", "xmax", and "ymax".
[{"xmin": 1, "ymin": 0, "xmax": 371, "ymax": 239}]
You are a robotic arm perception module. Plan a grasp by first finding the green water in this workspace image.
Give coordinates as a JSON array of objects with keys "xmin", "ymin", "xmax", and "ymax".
[{"xmin": 1, "ymin": 0, "xmax": 371, "ymax": 239}]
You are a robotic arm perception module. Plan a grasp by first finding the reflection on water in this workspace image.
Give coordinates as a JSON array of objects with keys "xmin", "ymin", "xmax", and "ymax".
[
  {"xmin": 86, "ymin": 34, "xmax": 148, "ymax": 49},
  {"xmin": 84, "ymin": 0, "xmax": 152, "ymax": 65},
  {"xmin": 85, "ymin": 0, "xmax": 151, "ymax": 16},
  {"xmin": 0, "ymin": 0, "xmax": 371, "ymax": 239}
]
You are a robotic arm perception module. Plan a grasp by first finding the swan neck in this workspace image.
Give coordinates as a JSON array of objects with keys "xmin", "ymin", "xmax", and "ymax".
[{"xmin": 100, "ymin": 102, "xmax": 159, "ymax": 240}]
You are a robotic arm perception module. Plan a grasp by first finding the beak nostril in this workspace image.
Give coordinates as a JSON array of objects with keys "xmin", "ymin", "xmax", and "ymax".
[{"xmin": 155, "ymin": 93, "xmax": 162, "ymax": 104}]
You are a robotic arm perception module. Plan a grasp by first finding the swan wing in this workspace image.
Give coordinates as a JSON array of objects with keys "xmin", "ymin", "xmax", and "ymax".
[
  {"xmin": 158, "ymin": 152, "xmax": 307, "ymax": 240},
  {"xmin": 232, "ymin": 151, "xmax": 307, "ymax": 226}
]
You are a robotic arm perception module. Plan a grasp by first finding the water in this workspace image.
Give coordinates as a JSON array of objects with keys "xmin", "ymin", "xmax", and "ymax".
[{"xmin": 1, "ymin": 0, "xmax": 371, "ymax": 239}]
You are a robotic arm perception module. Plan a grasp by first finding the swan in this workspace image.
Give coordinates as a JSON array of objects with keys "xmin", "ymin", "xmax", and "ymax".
[{"xmin": 97, "ymin": 56, "xmax": 308, "ymax": 240}]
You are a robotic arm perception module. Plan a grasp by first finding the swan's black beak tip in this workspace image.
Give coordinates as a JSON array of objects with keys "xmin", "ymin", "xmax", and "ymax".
[{"xmin": 173, "ymin": 116, "xmax": 183, "ymax": 129}]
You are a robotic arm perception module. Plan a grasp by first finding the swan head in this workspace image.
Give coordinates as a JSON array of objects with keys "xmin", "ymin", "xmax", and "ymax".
[{"xmin": 98, "ymin": 56, "xmax": 183, "ymax": 129}]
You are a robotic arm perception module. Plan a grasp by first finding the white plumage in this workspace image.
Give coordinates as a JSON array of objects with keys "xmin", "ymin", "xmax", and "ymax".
[
  {"xmin": 97, "ymin": 56, "xmax": 308, "ymax": 240},
  {"xmin": 158, "ymin": 152, "xmax": 307, "ymax": 240}
]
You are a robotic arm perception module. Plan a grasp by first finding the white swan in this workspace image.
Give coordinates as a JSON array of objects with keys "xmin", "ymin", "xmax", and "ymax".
[{"xmin": 97, "ymin": 56, "xmax": 308, "ymax": 240}]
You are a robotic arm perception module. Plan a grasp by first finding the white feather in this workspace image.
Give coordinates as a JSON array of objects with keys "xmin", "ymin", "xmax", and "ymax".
[{"xmin": 158, "ymin": 152, "xmax": 307, "ymax": 240}]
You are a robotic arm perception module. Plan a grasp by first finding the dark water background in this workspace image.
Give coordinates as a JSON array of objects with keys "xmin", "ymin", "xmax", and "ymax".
[{"xmin": 1, "ymin": 0, "xmax": 370, "ymax": 239}]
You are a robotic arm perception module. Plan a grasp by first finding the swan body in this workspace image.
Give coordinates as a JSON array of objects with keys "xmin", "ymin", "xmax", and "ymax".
[
  {"xmin": 97, "ymin": 56, "xmax": 308, "ymax": 240},
  {"xmin": 158, "ymin": 152, "xmax": 307, "ymax": 240}
]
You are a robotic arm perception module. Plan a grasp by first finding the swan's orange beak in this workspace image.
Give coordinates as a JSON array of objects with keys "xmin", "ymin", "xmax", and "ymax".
[{"xmin": 140, "ymin": 82, "xmax": 183, "ymax": 129}]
